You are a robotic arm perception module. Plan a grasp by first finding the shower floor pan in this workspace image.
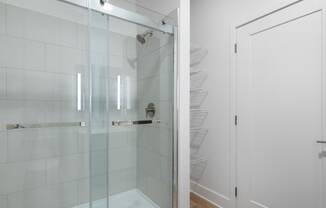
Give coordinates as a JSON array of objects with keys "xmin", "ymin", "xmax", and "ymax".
[{"xmin": 75, "ymin": 189, "xmax": 159, "ymax": 208}]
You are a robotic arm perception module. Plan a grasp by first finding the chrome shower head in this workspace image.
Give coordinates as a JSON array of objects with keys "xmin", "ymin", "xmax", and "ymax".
[{"xmin": 136, "ymin": 30, "xmax": 153, "ymax": 44}]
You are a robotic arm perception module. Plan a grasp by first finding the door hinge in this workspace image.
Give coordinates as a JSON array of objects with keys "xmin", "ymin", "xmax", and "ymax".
[
  {"xmin": 234, "ymin": 43, "xmax": 238, "ymax": 53},
  {"xmin": 235, "ymin": 115, "xmax": 238, "ymax": 126},
  {"xmin": 235, "ymin": 187, "xmax": 238, "ymax": 198}
]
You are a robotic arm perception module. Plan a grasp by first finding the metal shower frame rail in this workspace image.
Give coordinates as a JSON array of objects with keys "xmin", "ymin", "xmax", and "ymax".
[{"xmin": 58, "ymin": 0, "xmax": 174, "ymax": 34}]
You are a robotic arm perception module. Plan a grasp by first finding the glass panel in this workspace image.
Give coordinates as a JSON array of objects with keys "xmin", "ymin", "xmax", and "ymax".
[
  {"xmin": 0, "ymin": 0, "xmax": 175, "ymax": 208},
  {"xmin": 89, "ymin": 3, "xmax": 175, "ymax": 208},
  {"xmin": 0, "ymin": 1, "xmax": 91, "ymax": 208},
  {"xmin": 89, "ymin": 8, "xmax": 109, "ymax": 208}
]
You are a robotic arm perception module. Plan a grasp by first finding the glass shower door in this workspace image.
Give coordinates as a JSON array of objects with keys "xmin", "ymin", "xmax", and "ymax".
[
  {"xmin": 88, "ymin": 2, "xmax": 176, "ymax": 208},
  {"xmin": 0, "ymin": 1, "xmax": 91, "ymax": 208}
]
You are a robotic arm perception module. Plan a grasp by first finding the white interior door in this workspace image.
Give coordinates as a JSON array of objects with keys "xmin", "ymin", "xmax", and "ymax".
[{"xmin": 236, "ymin": 3, "xmax": 324, "ymax": 208}]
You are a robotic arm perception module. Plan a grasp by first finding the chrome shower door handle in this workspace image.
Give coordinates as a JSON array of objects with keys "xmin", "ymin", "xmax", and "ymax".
[
  {"xmin": 6, "ymin": 121, "xmax": 86, "ymax": 130},
  {"xmin": 112, "ymin": 120, "xmax": 160, "ymax": 127}
]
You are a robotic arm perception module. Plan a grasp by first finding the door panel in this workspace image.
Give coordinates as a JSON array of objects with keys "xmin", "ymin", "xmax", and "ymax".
[{"xmin": 236, "ymin": 9, "xmax": 323, "ymax": 208}]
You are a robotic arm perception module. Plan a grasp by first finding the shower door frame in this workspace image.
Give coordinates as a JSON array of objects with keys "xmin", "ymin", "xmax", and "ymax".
[{"xmin": 58, "ymin": 0, "xmax": 179, "ymax": 207}]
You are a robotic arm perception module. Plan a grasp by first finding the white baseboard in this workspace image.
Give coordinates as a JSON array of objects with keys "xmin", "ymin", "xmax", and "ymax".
[{"xmin": 191, "ymin": 181, "xmax": 232, "ymax": 208}]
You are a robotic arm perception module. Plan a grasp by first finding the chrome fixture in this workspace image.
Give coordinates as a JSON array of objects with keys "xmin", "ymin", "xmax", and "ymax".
[
  {"xmin": 57, "ymin": 0, "xmax": 174, "ymax": 34},
  {"xmin": 145, "ymin": 103, "xmax": 156, "ymax": 118},
  {"xmin": 136, "ymin": 30, "xmax": 153, "ymax": 44},
  {"xmin": 6, "ymin": 121, "xmax": 86, "ymax": 130},
  {"xmin": 100, "ymin": 0, "xmax": 109, "ymax": 6},
  {"xmin": 317, "ymin": 140, "xmax": 326, "ymax": 144},
  {"xmin": 112, "ymin": 119, "xmax": 160, "ymax": 127}
]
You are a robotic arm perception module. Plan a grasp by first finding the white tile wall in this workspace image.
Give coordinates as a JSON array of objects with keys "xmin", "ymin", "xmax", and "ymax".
[
  {"xmin": 109, "ymin": 147, "xmax": 137, "ymax": 172},
  {"xmin": 6, "ymin": 69, "xmax": 61, "ymax": 100},
  {"xmin": 0, "ymin": 3, "xmax": 5, "ymax": 35},
  {"xmin": 0, "ymin": 69, "xmax": 5, "ymax": 97},
  {"xmin": 0, "ymin": 195, "xmax": 7, "ymax": 208},
  {"xmin": 7, "ymin": 181, "xmax": 78, "ymax": 208},
  {"xmin": 7, "ymin": 129, "xmax": 79, "ymax": 162},
  {"xmin": 45, "ymin": 44, "xmax": 87, "ymax": 75},
  {"xmin": 77, "ymin": 177, "xmax": 89, "ymax": 205},
  {"xmin": 46, "ymin": 153, "xmax": 89, "ymax": 185},
  {"xmin": 0, "ymin": 36, "xmax": 45, "ymax": 71},
  {"xmin": 0, "ymin": 159, "xmax": 46, "ymax": 195},
  {"xmin": 0, "ymin": 132, "xmax": 7, "ymax": 163},
  {"xmin": 109, "ymin": 168, "xmax": 136, "ymax": 195},
  {"xmin": 6, "ymin": 5, "xmax": 78, "ymax": 48}
]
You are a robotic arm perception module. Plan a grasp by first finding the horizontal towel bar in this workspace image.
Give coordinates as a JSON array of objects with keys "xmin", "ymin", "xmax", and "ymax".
[
  {"xmin": 112, "ymin": 120, "xmax": 160, "ymax": 127},
  {"xmin": 6, "ymin": 121, "xmax": 86, "ymax": 130}
]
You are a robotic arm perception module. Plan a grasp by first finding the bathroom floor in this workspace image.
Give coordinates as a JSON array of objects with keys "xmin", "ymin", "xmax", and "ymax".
[
  {"xmin": 190, "ymin": 193, "xmax": 217, "ymax": 208},
  {"xmin": 75, "ymin": 189, "xmax": 158, "ymax": 208}
]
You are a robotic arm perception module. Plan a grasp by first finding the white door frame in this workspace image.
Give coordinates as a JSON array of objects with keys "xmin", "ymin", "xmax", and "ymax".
[{"xmin": 230, "ymin": 0, "xmax": 326, "ymax": 207}]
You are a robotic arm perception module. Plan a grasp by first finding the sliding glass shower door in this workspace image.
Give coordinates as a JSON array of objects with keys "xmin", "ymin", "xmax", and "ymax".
[
  {"xmin": 88, "ymin": 2, "xmax": 177, "ymax": 207},
  {"xmin": 0, "ymin": 0, "xmax": 177, "ymax": 208},
  {"xmin": 0, "ymin": 1, "xmax": 91, "ymax": 208}
]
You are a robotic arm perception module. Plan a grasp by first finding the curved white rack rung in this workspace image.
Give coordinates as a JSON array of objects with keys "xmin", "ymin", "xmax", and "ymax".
[
  {"xmin": 190, "ymin": 89, "xmax": 208, "ymax": 108},
  {"xmin": 190, "ymin": 128, "xmax": 208, "ymax": 148},
  {"xmin": 190, "ymin": 154, "xmax": 208, "ymax": 181},
  {"xmin": 190, "ymin": 48, "xmax": 208, "ymax": 67},
  {"xmin": 191, "ymin": 71, "xmax": 207, "ymax": 90},
  {"xmin": 190, "ymin": 110, "xmax": 208, "ymax": 128}
]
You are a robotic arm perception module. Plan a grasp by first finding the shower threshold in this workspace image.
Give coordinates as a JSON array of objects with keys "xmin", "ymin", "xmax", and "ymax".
[{"xmin": 74, "ymin": 189, "xmax": 159, "ymax": 208}]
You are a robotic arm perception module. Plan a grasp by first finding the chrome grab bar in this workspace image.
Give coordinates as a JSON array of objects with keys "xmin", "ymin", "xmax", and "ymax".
[
  {"xmin": 112, "ymin": 120, "xmax": 160, "ymax": 127},
  {"xmin": 6, "ymin": 121, "xmax": 86, "ymax": 130}
]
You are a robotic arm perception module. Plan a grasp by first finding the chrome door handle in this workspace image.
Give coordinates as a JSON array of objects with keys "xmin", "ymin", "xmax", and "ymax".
[
  {"xmin": 112, "ymin": 120, "xmax": 160, "ymax": 127},
  {"xmin": 6, "ymin": 121, "xmax": 86, "ymax": 130},
  {"xmin": 317, "ymin": 141, "xmax": 326, "ymax": 144}
]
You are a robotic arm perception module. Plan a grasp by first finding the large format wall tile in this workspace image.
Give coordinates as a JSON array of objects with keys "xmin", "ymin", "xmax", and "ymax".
[
  {"xmin": 109, "ymin": 168, "xmax": 136, "ymax": 195},
  {"xmin": 109, "ymin": 147, "xmax": 136, "ymax": 172},
  {"xmin": 0, "ymin": 36, "xmax": 45, "ymax": 71},
  {"xmin": 0, "ymin": 195, "xmax": 7, "ymax": 208},
  {"xmin": 7, "ymin": 181, "xmax": 78, "ymax": 208},
  {"xmin": 0, "ymin": 3, "xmax": 5, "ymax": 35},
  {"xmin": 0, "ymin": 132, "xmax": 7, "ymax": 163},
  {"xmin": 6, "ymin": 4, "xmax": 78, "ymax": 48},
  {"xmin": 45, "ymin": 44, "xmax": 87, "ymax": 75},
  {"xmin": 0, "ymin": 160, "xmax": 46, "ymax": 195},
  {"xmin": 0, "ymin": 69, "xmax": 6, "ymax": 97},
  {"xmin": 46, "ymin": 154, "xmax": 89, "ymax": 185},
  {"xmin": 7, "ymin": 128, "xmax": 78, "ymax": 162}
]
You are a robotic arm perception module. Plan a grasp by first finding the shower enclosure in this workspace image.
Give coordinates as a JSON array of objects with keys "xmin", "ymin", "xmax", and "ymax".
[{"xmin": 0, "ymin": 0, "xmax": 178, "ymax": 208}]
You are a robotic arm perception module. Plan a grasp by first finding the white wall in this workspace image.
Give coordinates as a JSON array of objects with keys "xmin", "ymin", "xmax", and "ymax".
[
  {"xmin": 136, "ymin": 0, "xmax": 179, "ymax": 16},
  {"xmin": 190, "ymin": 0, "xmax": 297, "ymax": 207}
]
